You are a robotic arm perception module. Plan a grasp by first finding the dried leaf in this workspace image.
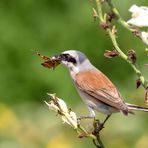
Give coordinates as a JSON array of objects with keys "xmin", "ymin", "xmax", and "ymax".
[
  {"xmin": 104, "ymin": 50, "xmax": 119, "ymax": 58},
  {"xmin": 132, "ymin": 29, "xmax": 141, "ymax": 38},
  {"xmin": 37, "ymin": 52, "xmax": 60, "ymax": 69},
  {"xmin": 136, "ymin": 79, "xmax": 141, "ymax": 88},
  {"xmin": 107, "ymin": 11, "xmax": 116, "ymax": 22},
  {"xmin": 100, "ymin": 22, "xmax": 110, "ymax": 30},
  {"xmin": 127, "ymin": 50, "xmax": 137, "ymax": 64},
  {"xmin": 78, "ymin": 133, "xmax": 88, "ymax": 139}
]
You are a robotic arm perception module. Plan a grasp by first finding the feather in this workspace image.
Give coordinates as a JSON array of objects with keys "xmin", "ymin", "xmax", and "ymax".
[{"xmin": 75, "ymin": 70, "xmax": 129, "ymax": 115}]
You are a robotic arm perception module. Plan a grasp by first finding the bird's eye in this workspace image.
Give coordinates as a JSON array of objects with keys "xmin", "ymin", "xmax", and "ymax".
[{"xmin": 60, "ymin": 54, "xmax": 76, "ymax": 64}]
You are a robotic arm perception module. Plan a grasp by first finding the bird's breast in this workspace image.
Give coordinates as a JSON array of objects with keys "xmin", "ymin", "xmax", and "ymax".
[{"xmin": 74, "ymin": 82, "xmax": 118, "ymax": 115}]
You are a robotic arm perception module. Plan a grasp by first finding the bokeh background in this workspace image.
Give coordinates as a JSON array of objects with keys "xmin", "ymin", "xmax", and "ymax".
[{"xmin": 0, "ymin": 0, "xmax": 148, "ymax": 148}]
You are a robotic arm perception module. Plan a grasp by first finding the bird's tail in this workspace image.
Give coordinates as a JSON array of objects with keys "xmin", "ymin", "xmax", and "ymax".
[{"xmin": 126, "ymin": 103, "xmax": 148, "ymax": 112}]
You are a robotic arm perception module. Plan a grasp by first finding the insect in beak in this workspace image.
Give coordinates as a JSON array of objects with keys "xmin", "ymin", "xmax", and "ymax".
[{"xmin": 36, "ymin": 52, "xmax": 61, "ymax": 70}]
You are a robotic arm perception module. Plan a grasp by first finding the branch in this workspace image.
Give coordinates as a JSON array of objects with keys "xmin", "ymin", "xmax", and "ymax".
[
  {"xmin": 106, "ymin": 0, "xmax": 144, "ymax": 40},
  {"xmin": 93, "ymin": 0, "xmax": 148, "ymax": 103},
  {"xmin": 106, "ymin": 0, "xmax": 134, "ymax": 32},
  {"xmin": 45, "ymin": 93, "xmax": 105, "ymax": 148}
]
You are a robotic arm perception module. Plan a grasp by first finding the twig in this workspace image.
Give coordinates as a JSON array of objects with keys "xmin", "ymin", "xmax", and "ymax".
[
  {"xmin": 93, "ymin": 139, "xmax": 102, "ymax": 148},
  {"xmin": 106, "ymin": 0, "xmax": 134, "ymax": 32},
  {"xmin": 93, "ymin": 0, "xmax": 148, "ymax": 102},
  {"xmin": 97, "ymin": 134, "xmax": 105, "ymax": 148},
  {"xmin": 77, "ymin": 123, "xmax": 105, "ymax": 148},
  {"xmin": 45, "ymin": 93, "xmax": 105, "ymax": 148},
  {"xmin": 106, "ymin": 0, "xmax": 143, "ymax": 40}
]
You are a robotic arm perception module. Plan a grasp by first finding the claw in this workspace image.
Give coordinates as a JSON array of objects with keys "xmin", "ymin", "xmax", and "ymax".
[{"xmin": 93, "ymin": 115, "xmax": 111, "ymax": 134}]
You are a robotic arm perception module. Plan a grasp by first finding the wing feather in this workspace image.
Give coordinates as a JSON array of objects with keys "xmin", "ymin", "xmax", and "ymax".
[{"xmin": 75, "ymin": 70, "xmax": 128, "ymax": 112}]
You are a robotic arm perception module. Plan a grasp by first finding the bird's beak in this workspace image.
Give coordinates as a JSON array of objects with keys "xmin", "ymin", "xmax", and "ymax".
[{"xmin": 51, "ymin": 54, "xmax": 63, "ymax": 61}]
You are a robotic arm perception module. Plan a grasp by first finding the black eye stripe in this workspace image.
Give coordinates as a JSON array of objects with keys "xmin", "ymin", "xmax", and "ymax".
[{"xmin": 60, "ymin": 54, "xmax": 76, "ymax": 64}]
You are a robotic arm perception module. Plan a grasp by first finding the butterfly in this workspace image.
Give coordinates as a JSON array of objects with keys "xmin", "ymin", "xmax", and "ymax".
[{"xmin": 37, "ymin": 52, "xmax": 60, "ymax": 69}]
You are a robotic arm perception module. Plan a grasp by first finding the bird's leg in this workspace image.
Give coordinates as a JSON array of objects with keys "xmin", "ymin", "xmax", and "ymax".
[
  {"xmin": 77, "ymin": 107, "xmax": 96, "ymax": 124},
  {"xmin": 77, "ymin": 116, "xmax": 95, "ymax": 120},
  {"xmin": 102, "ymin": 114, "xmax": 111, "ymax": 126},
  {"xmin": 93, "ymin": 115, "xmax": 111, "ymax": 133},
  {"xmin": 77, "ymin": 116, "xmax": 95, "ymax": 125}
]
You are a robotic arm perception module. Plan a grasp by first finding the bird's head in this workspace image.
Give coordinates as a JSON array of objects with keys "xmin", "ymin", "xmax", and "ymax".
[{"xmin": 52, "ymin": 50, "xmax": 93, "ymax": 74}]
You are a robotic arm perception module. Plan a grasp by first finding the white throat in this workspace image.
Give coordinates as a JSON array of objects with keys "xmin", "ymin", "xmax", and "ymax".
[{"xmin": 68, "ymin": 59, "xmax": 96, "ymax": 77}]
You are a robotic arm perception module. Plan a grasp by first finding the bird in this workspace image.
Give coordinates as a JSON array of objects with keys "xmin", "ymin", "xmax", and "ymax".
[{"xmin": 52, "ymin": 50, "xmax": 148, "ymax": 125}]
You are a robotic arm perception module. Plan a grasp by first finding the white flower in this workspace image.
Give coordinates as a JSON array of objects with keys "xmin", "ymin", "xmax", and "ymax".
[
  {"xmin": 69, "ymin": 111, "xmax": 77, "ymax": 128},
  {"xmin": 57, "ymin": 98, "xmax": 69, "ymax": 113},
  {"xmin": 62, "ymin": 111, "xmax": 77, "ymax": 129},
  {"xmin": 45, "ymin": 94, "xmax": 78, "ymax": 129},
  {"xmin": 44, "ymin": 100, "xmax": 59, "ymax": 112},
  {"xmin": 45, "ymin": 93, "xmax": 68, "ymax": 113},
  {"xmin": 141, "ymin": 31, "xmax": 148, "ymax": 45},
  {"xmin": 127, "ymin": 5, "xmax": 148, "ymax": 27},
  {"xmin": 70, "ymin": 111, "xmax": 77, "ymax": 123}
]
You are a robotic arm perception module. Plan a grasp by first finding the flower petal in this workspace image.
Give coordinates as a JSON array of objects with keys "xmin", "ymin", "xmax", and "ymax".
[
  {"xmin": 58, "ymin": 99, "xmax": 69, "ymax": 113},
  {"xmin": 141, "ymin": 31, "xmax": 148, "ymax": 45},
  {"xmin": 127, "ymin": 5, "xmax": 148, "ymax": 27}
]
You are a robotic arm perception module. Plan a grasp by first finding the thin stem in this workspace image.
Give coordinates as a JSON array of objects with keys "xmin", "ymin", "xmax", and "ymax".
[
  {"xmin": 78, "ymin": 125, "xmax": 90, "ymax": 135},
  {"xmin": 96, "ymin": 134, "xmax": 105, "ymax": 148},
  {"xmin": 107, "ymin": 29, "xmax": 127, "ymax": 60},
  {"xmin": 96, "ymin": 0, "xmax": 104, "ymax": 22},
  {"xmin": 93, "ymin": 139, "xmax": 101, "ymax": 148},
  {"xmin": 77, "ymin": 123, "xmax": 105, "ymax": 147},
  {"xmin": 106, "ymin": 0, "xmax": 135, "ymax": 32},
  {"xmin": 95, "ymin": 0, "xmax": 148, "ymax": 89}
]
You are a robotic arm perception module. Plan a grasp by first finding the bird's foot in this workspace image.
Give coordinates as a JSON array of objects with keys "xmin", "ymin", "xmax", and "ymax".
[
  {"xmin": 77, "ymin": 116, "xmax": 95, "ymax": 125},
  {"xmin": 93, "ymin": 119, "xmax": 104, "ymax": 134},
  {"xmin": 93, "ymin": 115, "xmax": 111, "ymax": 134}
]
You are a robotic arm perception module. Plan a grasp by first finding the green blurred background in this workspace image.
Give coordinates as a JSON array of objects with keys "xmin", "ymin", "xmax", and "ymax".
[{"xmin": 0, "ymin": 0, "xmax": 148, "ymax": 147}]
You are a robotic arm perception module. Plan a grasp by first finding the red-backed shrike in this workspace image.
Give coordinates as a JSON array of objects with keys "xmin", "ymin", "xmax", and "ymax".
[{"xmin": 52, "ymin": 50, "xmax": 148, "ymax": 120}]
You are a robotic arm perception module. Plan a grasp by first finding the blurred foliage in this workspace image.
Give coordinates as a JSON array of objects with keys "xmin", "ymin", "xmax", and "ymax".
[{"xmin": 0, "ymin": 0, "xmax": 148, "ymax": 147}]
